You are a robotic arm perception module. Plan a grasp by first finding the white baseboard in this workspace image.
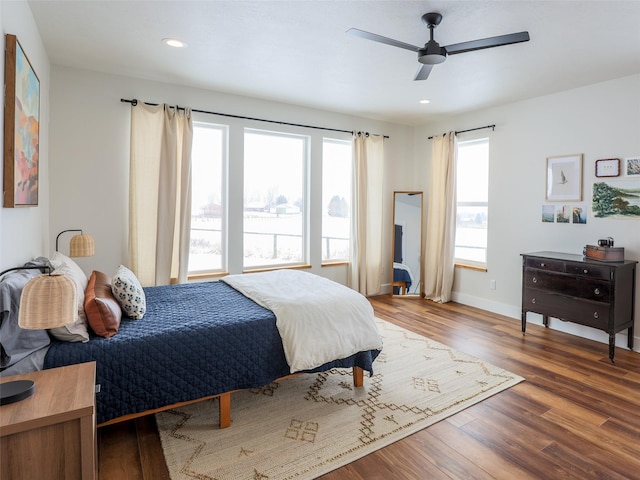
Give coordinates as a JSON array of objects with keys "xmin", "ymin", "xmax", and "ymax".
[{"xmin": 450, "ymin": 291, "xmax": 638, "ymax": 354}]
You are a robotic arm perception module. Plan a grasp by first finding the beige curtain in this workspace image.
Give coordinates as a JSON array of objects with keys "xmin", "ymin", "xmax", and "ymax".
[
  {"xmin": 348, "ymin": 133, "xmax": 384, "ymax": 296},
  {"xmin": 424, "ymin": 132, "xmax": 457, "ymax": 302},
  {"xmin": 129, "ymin": 103, "xmax": 193, "ymax": 286}
]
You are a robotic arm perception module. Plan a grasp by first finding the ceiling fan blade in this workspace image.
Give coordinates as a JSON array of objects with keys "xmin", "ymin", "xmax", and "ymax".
[
  {"xmin": 346, "ymin": 28, "xmax": 420, "ymax": 52},
  {"xmin": 445, "ymin": 31, "xmax": 530, "ymax": 55},
  {"xmin": 413, "ymin": 64, "xmax": 433, "ymax": 81}
]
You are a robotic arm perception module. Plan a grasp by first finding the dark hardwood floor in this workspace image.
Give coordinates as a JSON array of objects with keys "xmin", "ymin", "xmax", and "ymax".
[{"xmin": 98, "ymin": 295, "xmax": 640, "ymax": 479}]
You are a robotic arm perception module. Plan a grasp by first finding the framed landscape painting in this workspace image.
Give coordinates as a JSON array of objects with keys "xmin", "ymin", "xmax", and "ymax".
[{"xmin": 3, "ymin": 34, "xmax": 40, "ymax": 207}]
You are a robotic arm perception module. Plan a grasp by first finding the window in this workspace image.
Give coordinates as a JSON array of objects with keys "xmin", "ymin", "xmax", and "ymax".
[
  {"xmin": 243, "ymin": 129, "xmax": 308, "ymax": 269},
  {"xmin": 455, "ymin": 138, "xmax": 489, "ymax": 267},
  {"xmin": 188, "ymin": 123, "xmax": 226, "ymax": 274},
  {"xmin": 322, "ymin": 138, "xmax": 352, "ymax": 262}
]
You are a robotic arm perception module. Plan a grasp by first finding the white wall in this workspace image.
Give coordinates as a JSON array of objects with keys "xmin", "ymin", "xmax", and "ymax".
[
  {"xmin": 48, "ymin": 65, "xmax": 415, "ymax": 281},
  {"xmin": 417, "ymin": 74, "xmax": 640, "ymax": 350},
  {"xmin": 0, "ymin": 1, "xmax": 50, "ymax": 270},
  {"xmin": 28, "ymin": 24, "xmax": 640, "ymax": 352}
]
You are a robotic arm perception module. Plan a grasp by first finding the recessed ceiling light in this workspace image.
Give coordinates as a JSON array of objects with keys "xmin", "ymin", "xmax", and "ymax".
[
  {"xmin": 419, "ymin": 99, "xmax": 430, "ymax": 104},
  {"xmin": 162, "ymin": 38, "xmax": 187, "ymax": 48}
]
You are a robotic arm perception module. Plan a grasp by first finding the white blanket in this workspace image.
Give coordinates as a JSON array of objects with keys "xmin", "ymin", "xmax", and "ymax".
[{"xmin": 221, "ymin": 270, "xmax": 382, "ymax": 373}]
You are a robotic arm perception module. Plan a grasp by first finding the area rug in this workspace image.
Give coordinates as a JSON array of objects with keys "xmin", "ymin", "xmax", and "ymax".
[{"xmin": 156, "ymin": 319, "xmax": 524, "ymax": 480}]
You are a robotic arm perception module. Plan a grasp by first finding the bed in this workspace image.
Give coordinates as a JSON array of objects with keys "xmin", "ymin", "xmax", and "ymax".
[
  {"xmin": 1, "ymin": 262, "xmax": 382, "ymax": 428},
  {"xmin": 393, "ymin": 262, "xmax": 414, "ymax": 295}
]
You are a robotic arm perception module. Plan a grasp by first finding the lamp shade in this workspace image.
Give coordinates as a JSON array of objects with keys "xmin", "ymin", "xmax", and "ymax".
[
  {"xmin": 18, "ymin": 274, "xmax": 78, "ymax": 329},
  {"xmin": 69, "ymin": 234, "xmax": 95, "ymax": 257}
]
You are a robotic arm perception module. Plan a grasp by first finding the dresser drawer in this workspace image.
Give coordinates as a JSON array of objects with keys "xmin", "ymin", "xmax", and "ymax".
[
  {"xmin": 525, "ymin": 257, "xmax": 564, "ymax": 272},
  {"xmin": 524, "ymin": 269, "xmax": 610, "ymax": 302},
  {"xmin": 523, "ymin": 290, "xmax": 609, "ymax": 330},
  {"xmin": 565, "ymin": 263, "xmax": 611, "ymax": 280}
]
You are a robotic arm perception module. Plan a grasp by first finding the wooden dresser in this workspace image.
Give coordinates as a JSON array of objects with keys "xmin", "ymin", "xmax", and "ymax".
[
  {"xmin": 521, "ymin": 251, "xmax": 637, "ymax": 362},
  {"xmin": 0, "ymin": 362, "xmax": 97, "ymax": 479}
]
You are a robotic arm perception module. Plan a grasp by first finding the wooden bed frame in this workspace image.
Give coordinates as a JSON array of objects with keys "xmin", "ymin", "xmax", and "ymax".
[{"xmin": 98, "ymin": 366, "xmax": 365, "ymax": 429}]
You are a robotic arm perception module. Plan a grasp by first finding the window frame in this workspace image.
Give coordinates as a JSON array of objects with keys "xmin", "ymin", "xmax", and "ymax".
[
  {"xmin": 188, "ymin": 121, "xmax": 229, "ymax": 277},
  {"xmin": 242, "ymin": 128, "xmax": 310, "ymax": 271},
  {"xmin": 454, "ymin": 137, "xmax": 489, "ymax": 270},
  {"xmin": 321, "ymin": 137, "xmax": 353, "ymax": 264}
]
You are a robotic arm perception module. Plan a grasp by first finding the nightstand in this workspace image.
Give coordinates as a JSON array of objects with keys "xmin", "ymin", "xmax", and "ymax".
[{"xmin": 0, "ymin": 362, "xmax": 97, "ymax": 480}]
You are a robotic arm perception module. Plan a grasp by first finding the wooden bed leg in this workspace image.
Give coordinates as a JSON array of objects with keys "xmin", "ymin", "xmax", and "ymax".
[
  {"xmin": 352, "ymin": 366, "xmax": 364, "ymax": 387},
  {"xmin": 219, "ymin": 392, "xmax": 231, "ymax": 429}
]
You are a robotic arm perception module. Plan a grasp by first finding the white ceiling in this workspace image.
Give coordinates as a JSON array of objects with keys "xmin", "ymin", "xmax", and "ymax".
[{"xmin": 28, "ymin": 0, "xmax": 640, "ymax": 126}]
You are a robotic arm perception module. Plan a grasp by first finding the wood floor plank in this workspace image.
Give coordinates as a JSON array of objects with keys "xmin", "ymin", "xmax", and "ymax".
[
  {"xmin": 472, "ymin": 391, "xmax": 640, "ymax": 478},
  {"xmin": 135, "ymin": 416, "xmax": 170, "ymax": 480},
  {"xmin": 430, "ymin": 419, "xmax": 539, "ymax": 480},
  {"xmin": 540, "ymin": 442, "xmax": 634, "ymax": 480},
  {"xmin": 457, "ymin": 408, "xmax": 587, "ymax": 480},
  {"xmin": 98, "ymin": 421, "xmax": 143, "ymax": 480},
  {"xmin": 98, "ymin": 295, "xmax": 640, "ymax": 480},
  {"xmin": 399, "ymin": 430, "xmax": 498, "ymax": 480}
]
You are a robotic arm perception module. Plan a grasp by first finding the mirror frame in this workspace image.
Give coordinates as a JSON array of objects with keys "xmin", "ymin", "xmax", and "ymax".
[{"xmin": 391, "ymin": 191, "xmax": 423, "ymax": 297}]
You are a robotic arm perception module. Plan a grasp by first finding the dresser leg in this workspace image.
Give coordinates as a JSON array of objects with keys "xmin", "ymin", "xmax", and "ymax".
[
  {"xmin": 609, "ymin": 334, "xmax": 616, "ymax": 364},
  {"xmin": 628, "ymin": 326, "xmax": 634, "ymax": 350},
  {"xmin": 543, "ymin": 315, "xmax": 549, "ymax": 328},
  {"xmin": 521, "ymin": 311, "xmax": 527, "ymax": 334}
]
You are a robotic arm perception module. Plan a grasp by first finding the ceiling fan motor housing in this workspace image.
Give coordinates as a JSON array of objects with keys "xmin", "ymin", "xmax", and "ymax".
[{"xmin": 418, "ymin": 41, "xmax": 447, "ymax": 64}]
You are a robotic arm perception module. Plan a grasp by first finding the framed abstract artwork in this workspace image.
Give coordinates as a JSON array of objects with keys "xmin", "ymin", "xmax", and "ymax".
[
  {"xmin": 3, "ymin": 34, "xmax": 40, "ymax": 207},
  {"xmin": 545, "ymin": 154, "xmax": 583, "ymax": 202}
]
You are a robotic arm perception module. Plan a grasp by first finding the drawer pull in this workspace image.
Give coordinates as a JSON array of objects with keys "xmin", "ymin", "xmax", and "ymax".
[
  {"xmin": 540, "ymin": 263, "xmax": 545, "ymax": 267},
  {"xmin": 583, "ymin": 269, "xmax": 589, "ymax": 274},
  {"xmin": 593, "ymin": 312, "xmax": 599, "ymax": 319},
  {"xmin": 594, "ymin": 288, "xmax": 600, "ymax": 295},
  {"xmin": 531, "ymin": 298, "xmax": 536, "ymax": 304},
  {"xmin": 532, "ymin": 277, "xmax": 537, "ymax": 283}
]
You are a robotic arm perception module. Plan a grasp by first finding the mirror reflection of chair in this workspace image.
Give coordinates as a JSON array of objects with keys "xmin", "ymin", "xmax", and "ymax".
[{"xmin": 392, "ymin": 192, "xmax": 423, "ymax": 297}]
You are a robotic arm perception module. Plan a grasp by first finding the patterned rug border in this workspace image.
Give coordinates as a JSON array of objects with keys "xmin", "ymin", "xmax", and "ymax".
[{"xmin": 157, "ymin": 319, "xmax": 525, "ymax": 480}]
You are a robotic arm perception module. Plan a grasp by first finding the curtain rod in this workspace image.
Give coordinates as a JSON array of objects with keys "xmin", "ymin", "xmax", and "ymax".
[
  {"xmin": 120, "ymin": 98, "xmax": 389, "ymax": 138},
  {"xmin": 428, "ymin": 124, "xmax": 495, "ymax": 140}
]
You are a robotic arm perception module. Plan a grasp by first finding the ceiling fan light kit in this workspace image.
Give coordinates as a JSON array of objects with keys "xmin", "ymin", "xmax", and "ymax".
[
  {"xmin": 347, "ymin": 12, "xmax": 530, "ymax": 81},
  {"xmin": 418, "ymin": 43, "xmax": 447, "ymax": 65}
]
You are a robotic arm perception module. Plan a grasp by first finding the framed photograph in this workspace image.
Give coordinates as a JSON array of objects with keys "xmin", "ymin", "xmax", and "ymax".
[
  {"xmin": 572, "ymin": 205, "xmax": 587, "ymax": 224},
  {"xmin": 595, "ymin": 158, "xmax": 620, "ymax": 177},
  {"xmin": 625, "ymin": 157, "xmax": 640, "ymax": 176},
  {"xmin": 546, "ymin": 154, "xmax": 583, "ymax": 202},
  {"xmin": 3, "ymin": 34, "xmax": 40, "ymax": 207},
  {"xmin": 556, "ymin": 205, "xmax": 570, "ymax": 223},
  {"xmin": 541, "ymin": 205, "xmax": 554, "ymax": 222}
]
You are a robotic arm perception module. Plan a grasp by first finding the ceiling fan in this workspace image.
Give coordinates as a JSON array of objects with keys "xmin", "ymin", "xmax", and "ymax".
[{"xmin": 347, "ymin": 12, "xmax": 530, "ymax": 81}]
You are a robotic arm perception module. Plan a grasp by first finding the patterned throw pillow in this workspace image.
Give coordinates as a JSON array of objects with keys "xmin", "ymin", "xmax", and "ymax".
[{"xmin": 111, "ymin": 265, "xmax": 146, "ymax": 319}]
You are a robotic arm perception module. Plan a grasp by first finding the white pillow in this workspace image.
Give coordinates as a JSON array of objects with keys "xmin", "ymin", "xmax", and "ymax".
[
  {"xmin": 48, "ymin": 260, "xmax": 90, "ymax": 343},
  {"xmin": 50, "ymin": 252, "xmax": 89, "ymax": 290},
  {"xmin": 111, "ymin": 265, "xmax": 146, "ymax": 319}
]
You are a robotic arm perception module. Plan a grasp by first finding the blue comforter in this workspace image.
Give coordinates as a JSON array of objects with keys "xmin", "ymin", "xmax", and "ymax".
[
  {"xmin": 393, "ymin": 268, "xmax": 412, "ymax": 293},
  {"xmin": 44, "ymin": 281, "xmax": 379, "ymax": 424}
]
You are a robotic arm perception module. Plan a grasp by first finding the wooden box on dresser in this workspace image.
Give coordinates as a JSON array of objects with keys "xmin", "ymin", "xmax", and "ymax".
[
  {"xmin": 521, "ymin": 251, "xmax": 637, "ymax": 363},
  {"xmin": 0, "ymin": 362, "xmax": 97, "ymax": 480}
]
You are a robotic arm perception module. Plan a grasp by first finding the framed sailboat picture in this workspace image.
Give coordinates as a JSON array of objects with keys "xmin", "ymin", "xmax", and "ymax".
[{"xmin": 546, "ymin": 154, "xmax": 583, "ymax": 202}]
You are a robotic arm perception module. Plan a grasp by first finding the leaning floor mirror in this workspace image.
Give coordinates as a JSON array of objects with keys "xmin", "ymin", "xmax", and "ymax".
[{"xmin": 392, "ymin": 191, "xmax": 423, "ymax": 297}]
